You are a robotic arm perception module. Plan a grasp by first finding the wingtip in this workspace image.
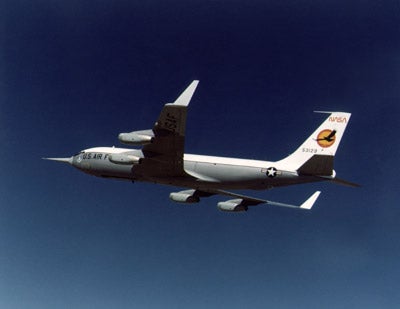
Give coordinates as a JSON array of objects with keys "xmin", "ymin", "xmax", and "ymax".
[
  {"xmin": 300, "ymin": 191, "xmax": 321, "ymax": 210},
  {"xmin": 173, "ymin": 80, "xmax": 200, "ymax": 106}
]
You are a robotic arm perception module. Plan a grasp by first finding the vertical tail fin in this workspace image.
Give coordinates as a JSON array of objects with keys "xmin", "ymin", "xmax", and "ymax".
[{"xmin": 276, "ymin": 112, "xmax": 351, "ymax": 175}]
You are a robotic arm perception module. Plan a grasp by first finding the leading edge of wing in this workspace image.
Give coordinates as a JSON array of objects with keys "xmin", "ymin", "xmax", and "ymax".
[{"xmin": 209, "ymin": 189, "xmax": 321, "ymax": 210}]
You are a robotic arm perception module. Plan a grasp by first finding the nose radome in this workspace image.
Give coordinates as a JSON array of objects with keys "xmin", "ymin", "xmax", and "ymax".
[{"xmin": 42, "ymin": 157, "xmax": 73, "ymax": 164}]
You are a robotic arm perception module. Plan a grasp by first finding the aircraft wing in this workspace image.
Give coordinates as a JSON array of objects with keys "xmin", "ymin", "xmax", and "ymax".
[
  {"xmin": 212, "ymin": 189, "xmax": 321, "ymax": 210},
  {"xmin": 134, "ymin": 80, "xmax": 199, "ymax": 177},
  {"xmin": 170, "ymin": 188, "xmax": 320, "ymax": 211}
]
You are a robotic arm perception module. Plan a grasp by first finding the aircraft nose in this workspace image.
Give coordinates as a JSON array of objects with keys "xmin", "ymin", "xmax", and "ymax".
[{"xmin": 43, "ymin": 157, "xmax": 73, "ymax": 164}]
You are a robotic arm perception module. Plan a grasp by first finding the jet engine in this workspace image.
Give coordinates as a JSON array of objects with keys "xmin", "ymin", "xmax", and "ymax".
[
  {"xmin": 118, "ymin": 130, "xmax": 154, "ymax": 146},
  {"xmin": 169, "ymin": 190, "xmax": 200, "ymax": 203},
  {"xmin": 217, "ymin": 199, "xmax": 248, "ymax": 212},
  {"xmin": 108, "ymin": 154, "xmax": 142, "ymax": 165}
]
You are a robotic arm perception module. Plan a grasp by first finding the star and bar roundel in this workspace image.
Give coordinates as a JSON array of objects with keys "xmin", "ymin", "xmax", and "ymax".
[{"xmin": 266, "ymin": 167, "xmax": 277, "ymax": 178}]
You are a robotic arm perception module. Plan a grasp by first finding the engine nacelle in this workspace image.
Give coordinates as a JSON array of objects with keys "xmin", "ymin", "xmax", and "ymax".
[
  {"xmin": 108, "ymin": 154, "xmax": 142, "ymax": 165},
  {"xmin": 118, "ymin": 130, "xmax": 154, "ymax": 146},
  {"xmin": 217, "ymin": 199, "xmax": 248, "ymax": 212},
  {"xmin": 169, "ymin": 191, "xmax": 200, "ymax": 203}
]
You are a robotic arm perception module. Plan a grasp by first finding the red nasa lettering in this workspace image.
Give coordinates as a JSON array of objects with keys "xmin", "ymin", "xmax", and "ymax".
[{"xmin": 329, "ymin": 116, "xmax": 347, "ymax": 123}]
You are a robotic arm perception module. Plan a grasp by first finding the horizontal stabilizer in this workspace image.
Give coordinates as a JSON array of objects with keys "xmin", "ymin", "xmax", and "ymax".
[{"xmin": 330, "ymin": 177, "xmax": 360, "ymax": 188}]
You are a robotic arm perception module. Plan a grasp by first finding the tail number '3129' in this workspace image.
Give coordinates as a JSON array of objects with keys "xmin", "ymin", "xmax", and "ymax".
[{"xmin": 302, "ymin": 148, "xmax": 317, "ymax": 153}]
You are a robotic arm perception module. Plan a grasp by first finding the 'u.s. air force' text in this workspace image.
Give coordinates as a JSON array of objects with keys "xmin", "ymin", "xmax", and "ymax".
[{"xmin": 81, "ymin": 153, "xmax": 109, "ymax": 160}]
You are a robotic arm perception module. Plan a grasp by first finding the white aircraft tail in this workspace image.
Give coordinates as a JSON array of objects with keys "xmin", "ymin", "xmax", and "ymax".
[{"xmin": 276, "ymin": 112, "xmax": 351, "ymax": 176}]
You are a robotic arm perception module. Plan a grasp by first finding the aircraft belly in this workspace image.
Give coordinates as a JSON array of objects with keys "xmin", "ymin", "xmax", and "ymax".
[
  {"xmin": 182, "ymin": 161, "xmax": 322, "ymax": 190},
  {"xmin": 184, "ymin": 161, "xmax": 267, "ymax": 189},
  {"xmin": 195, "ymin": 163, "xmax": 259, "ymax": 182}
]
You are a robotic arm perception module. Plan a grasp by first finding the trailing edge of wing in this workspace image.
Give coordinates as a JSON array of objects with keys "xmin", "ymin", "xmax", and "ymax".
[{"xmin": 210, "ymin": 189, "xmax": 320, "ymax": 210}]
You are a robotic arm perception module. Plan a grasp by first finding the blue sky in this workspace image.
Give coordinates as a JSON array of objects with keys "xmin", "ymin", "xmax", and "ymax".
[{"xmin": 1, "ymin": 1, "xmax": 399, "ymax": 308}]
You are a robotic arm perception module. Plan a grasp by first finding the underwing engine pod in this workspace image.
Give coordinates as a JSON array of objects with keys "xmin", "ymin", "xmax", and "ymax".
[
  {"xmin": 169, "ymin": 190, "xmax": 200, "ymax": 203},
  {"xmin": 217, "ymin": 199, "xmax": 248, "ymax": 212},
  {"xmin": 108, "ymin": 154, "xmax": 142, "ymax": 165},
  {"xmin": 118, "ymin": 130, "xmax": 154, "ymax": 146}
]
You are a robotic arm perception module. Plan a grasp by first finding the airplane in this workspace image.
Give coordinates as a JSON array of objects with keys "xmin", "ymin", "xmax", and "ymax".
[{"xmin": 44, "ymin": 80, "xmax": 358, "ymax": 212}]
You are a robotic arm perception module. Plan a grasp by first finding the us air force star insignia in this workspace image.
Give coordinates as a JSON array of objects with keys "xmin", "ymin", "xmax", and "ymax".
[{"xmin": 266, "ymin": 167, "xmax": 277, "ymax": 178}]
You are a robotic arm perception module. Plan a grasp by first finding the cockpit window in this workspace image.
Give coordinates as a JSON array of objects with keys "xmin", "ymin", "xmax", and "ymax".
[{"xmin": 73, "ymin": 151, "xmax": 85, "ymax": 156}]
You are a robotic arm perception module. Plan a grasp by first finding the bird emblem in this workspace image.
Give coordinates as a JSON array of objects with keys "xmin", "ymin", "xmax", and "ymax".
[{"xmin": 316, "ymin": 129, "xmax": 336, "ymax": 147}]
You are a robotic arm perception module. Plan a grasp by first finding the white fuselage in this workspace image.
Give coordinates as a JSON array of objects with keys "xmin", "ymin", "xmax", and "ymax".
[{"xmin": 70, "ymin": 147, "xmax": 325, "ymax": 191}]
